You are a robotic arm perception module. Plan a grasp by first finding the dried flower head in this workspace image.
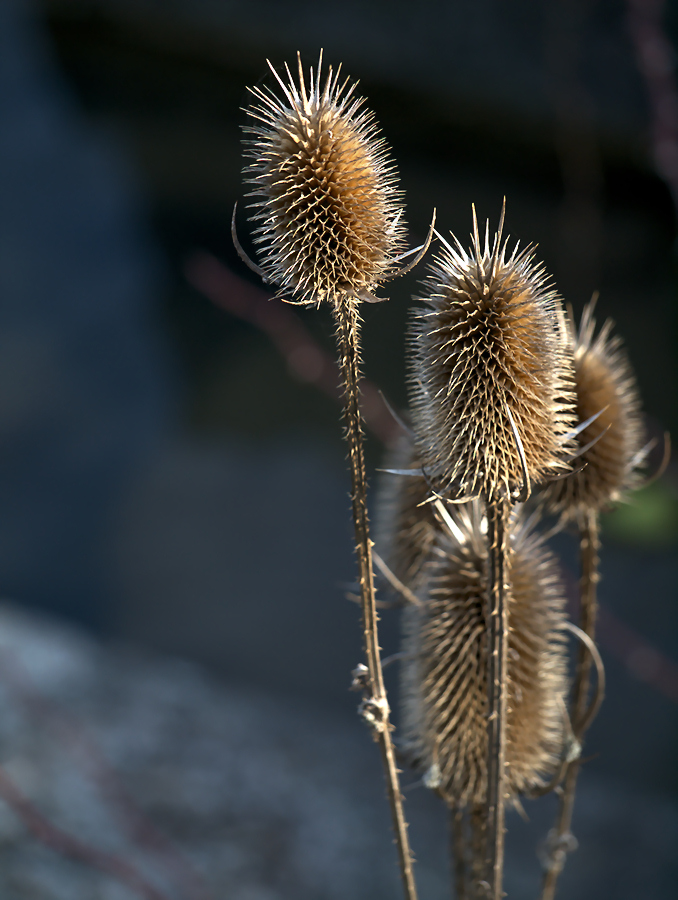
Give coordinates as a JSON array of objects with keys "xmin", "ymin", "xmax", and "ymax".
[
  {"xmin": 374, "ymin": 431, "xmax": 439, "ymax": 589},
  {"xmin": 408, "ymin": 209, "xmax": 575, "ymax": 501},
  {"xmin": 542, "ymin": 300, "xmax": 646, "ymax": 519},
  {"xmin": 242, "ymin": 52, "xmax": 407, "ymax": 307},
  {"xmin": 400, "ymin": 503, "xmax": 568, "ymax": 808}
]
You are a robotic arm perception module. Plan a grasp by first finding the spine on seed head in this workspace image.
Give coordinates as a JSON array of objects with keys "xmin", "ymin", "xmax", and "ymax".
[
  {"xmin": 408, "ymin": 209, "xmax": 575, "ymax": 501},
  {"xmin": 400, "ymin": 503, "xmax": 569, "ymax": 808},
  {"xmin": 541, "ymin": 299, "xmax": 647, "ymax": 520},
  {"xmin": 374, "ymin": 430, "xmax": 440, "ymax": 591},
  {"xmin": 242, "ymin": 51, "xmax": 407, "ymax": 307}
]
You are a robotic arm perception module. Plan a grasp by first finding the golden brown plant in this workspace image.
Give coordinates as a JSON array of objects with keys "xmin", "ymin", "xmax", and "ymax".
[
  {"xmin": 407, "ymin": 208, "xmax": 574, "ymax": 897},
  {"xmin": 542, "ymin": 299, "xmax": 646, "ymax": 520},
  {"xmin": 400, "ymin": 503, "xmax": 568, "ymax": 808},
  {"xmin": 538, "ymin": 297, "xmax": 646, "ymax": 900},
  {"xmin": 239, "ymin": 53, "xmax": 428, "ymax": 900},
  {"xmin": 230, "ymin": 49, "xmax": 652, "ymax": 900},
  {"xmin": 409, "ymin": 210, "xmax": 575, "ymax": 502},
  {"xmin": 241, "ymin": 52, "xmax": 407, "ymax": 307}
]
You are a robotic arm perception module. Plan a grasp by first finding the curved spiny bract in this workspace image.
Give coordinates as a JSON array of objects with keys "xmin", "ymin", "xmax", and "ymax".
[
  {"xmin": 374, "ymin": 432, "xmax": 439, "ymax": 590},
  {"xmin": 242, "ymin": 52, "xmax": 407, "ymax": 308},
  {"xmin": 541, "ymin": 300, "xmax": 646, "ymax": 520},
  {"xmin": 400, "ymin": 504, "xmax": 568, "ymax": 808},
  {"xmin": 408, "ymin": 215, "xmax": 575, "ymax": 501}
]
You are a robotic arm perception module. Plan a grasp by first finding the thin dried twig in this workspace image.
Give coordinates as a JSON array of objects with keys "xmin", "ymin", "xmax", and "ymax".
[
  {"xmin": 540, "ymin": 509, "xmax": 600, "ymax": 900},
  {"xmin": 372, "ymin": 549, "xmax": 421, "ymax": 607},
  {"xmin": 334, "ymin": 298, "xmax": 418, "ymax": 900},
  {"xmin": 485, "ymin": 494, "xmax": 510, "ymax": 900},
  {"xmin": 562, "ymin": 620, "xmax": 606, "ymax": 737}
]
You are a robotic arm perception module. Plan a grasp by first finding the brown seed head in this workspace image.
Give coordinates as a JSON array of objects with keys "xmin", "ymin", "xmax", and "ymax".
[
  {"xmin": 242, "ymin": 52, "xmax": 406, "ymax": 307},
  {"xmin": 400, "ymin": 503, "xmax": 568, "ymax": 808},
  {"xmin": 408, "ymin": 210, "xmax": 575, "ymax": 501},
  {"xmin": 542, "ymin": 301, "xmax": 646, "ymax": 519}
]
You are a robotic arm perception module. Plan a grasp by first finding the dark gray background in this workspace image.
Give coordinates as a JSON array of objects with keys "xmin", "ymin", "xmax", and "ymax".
[{"xmin": 0, "ymin": 0, "xmax": 675, "ymax": 896}]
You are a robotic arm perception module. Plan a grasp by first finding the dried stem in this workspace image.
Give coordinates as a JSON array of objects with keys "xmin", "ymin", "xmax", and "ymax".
[
  {"xmin": 333, "ymin": 297, "xmax": 418, "ymax": 900},
  {"xmin": 485, "ymin": 495, "xmax": 510, "ymax": 900},
  {"xmin": 540, "ymin": 508, "xmax": 600, "ymax": 900}
]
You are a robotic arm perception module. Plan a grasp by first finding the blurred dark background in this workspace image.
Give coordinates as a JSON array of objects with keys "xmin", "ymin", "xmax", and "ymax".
[{"xmin": 0, "ymin": 0, "xmax": 676, "ymax": 896}]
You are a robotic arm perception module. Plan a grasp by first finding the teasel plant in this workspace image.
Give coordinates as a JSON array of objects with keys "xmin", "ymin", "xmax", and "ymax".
[
  {"xmin": 397, "ymin": 500, "xmax": 570, "ymax": 899},
  {"xmin": 407, "ymin": 208, "xmax": 576, "ymax": 898},
  {"xmin": 234, "ymin": 51, "xmax": 436, "ymax": 900},
  {"xmin": 538, "ymin": 299, "xmax": 654, "ymax": 900}
]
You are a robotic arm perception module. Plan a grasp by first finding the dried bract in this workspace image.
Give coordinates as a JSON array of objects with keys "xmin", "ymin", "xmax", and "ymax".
[
  {"xmin": 542, "ymin": 301, "xmax": 646, "ymax": 519},
  {"xmin": 400, "ymin": 504, "xmax": 568, "ymax": 807},
  {"xmin": 409, "ymin": 212, "xmax": 575, "ymax": 501},
  {"xmin": 242, "ymin": 52, "xmax": 406, "ymax": 307},
  {"xmin": 374, "ymin": 432, "xmax": 439, "ymax": 590}
]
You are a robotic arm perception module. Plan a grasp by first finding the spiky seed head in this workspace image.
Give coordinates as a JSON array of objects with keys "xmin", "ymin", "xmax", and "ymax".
[
  {"xmin": 542, "ymin": 300, "xmax": 646, "ymax": 519},
  {"xmin": 242, "ymin": 52, "xmax": 407, "ymax": 307},
  {"xmin": 408, "ymin": 211, "xmax": 575, "ymax": 501},
  {"xmin": 374, "ymin": 432, "xmax": 439, "ymax": 589},
  {"xmin": 400, "ymin": 503, "xmax": 568, "ymax": 808}
]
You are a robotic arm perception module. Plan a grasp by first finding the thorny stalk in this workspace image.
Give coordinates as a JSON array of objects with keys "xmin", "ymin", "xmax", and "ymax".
[
  {"xmin": 484, "ymin": 495, "xmax": 510, "ymax": 900},
  {"xmin": 334, "ymin": 298, "xmax": 418, "ymax": 900},
  {"xmin": 540, "ymin": 509, "xmax": 600, "ymax": 900}
]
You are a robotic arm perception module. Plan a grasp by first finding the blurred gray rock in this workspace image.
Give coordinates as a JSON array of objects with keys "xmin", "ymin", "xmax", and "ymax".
[{"xmin": 0, "ymin": 604, "xmax": 674, "ymax": 899}]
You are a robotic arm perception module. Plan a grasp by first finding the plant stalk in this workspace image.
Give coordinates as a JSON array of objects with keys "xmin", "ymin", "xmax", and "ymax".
[
  {"xmin": 540, "ymin": 508, "xmax": 600, "ymax": 900},
  {"xmin": 334, "ymin": 298, "xmax": 418, "ymax": 900},
  {"xmin": 485, "ymin": 495, "xmax": 509, "ymax": 900}
]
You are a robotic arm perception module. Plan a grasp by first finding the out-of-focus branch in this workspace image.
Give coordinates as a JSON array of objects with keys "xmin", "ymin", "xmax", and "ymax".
[
  {"xmin": 0, "ymin": 764, "xmax": 170, "ymax": 900},
  {"xmin": 598, "ymin": 603, "xmax": 678, "ymax": 702},
  {"xmin": 561, "ymin": 567, "xmax": 678, "ymax": 703},
  {"xmin": 0, "ymin": 651, "xmax": 214, "ymax": 900},
  {"xmin": 627, "ymin": 0, "xmax": 678, "ymax": 214},
  {"xmin": 541, "ymin": 512, "xmax": 602, "ymax": 900},
  {"xmin": 546, "ymin": 0, "xmax": 604, "ymax": 300},
  {"xmin": 184, "ymin": 252, "xmax": 402, "ymax": 445}
]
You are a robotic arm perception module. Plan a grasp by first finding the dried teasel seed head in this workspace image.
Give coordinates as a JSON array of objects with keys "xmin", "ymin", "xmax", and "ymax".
[
  {"xmin": 541, "ymin": 299, "xmax": 647, "ymax": 520},
  {"xmin": 408, "ymin": 208, "xmax": 575, "ymax": 501},
  {"xmin": 242, "ymin": 51, "xmax": 407, "ymax": 307},
  {"xmin": 374, "ymin": 430, "xmax": 439, "ymax": 590},
  {"xmin": 400, "ymin": 503, "xmax": 568, "ymax": 808}
]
